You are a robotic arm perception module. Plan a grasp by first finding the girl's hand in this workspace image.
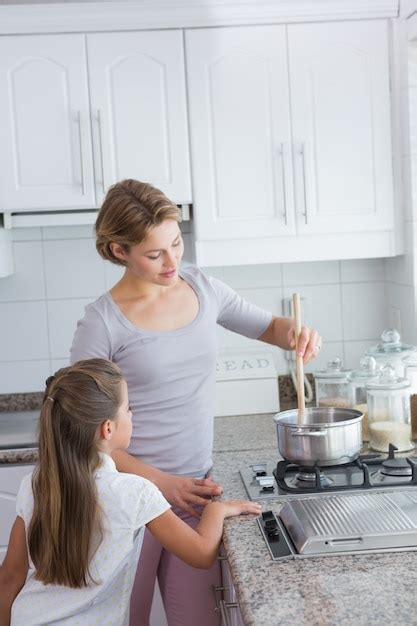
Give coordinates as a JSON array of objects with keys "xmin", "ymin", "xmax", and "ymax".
[
  {"xmin": 288, "ymin": 325, "xmax": 322, "ymax": 364},
  {"xmin": 158, "ymin": 473, "xmax": 223, "ymax": 518},
  {"xmin": 221, "ymin": 500, "xmax": 262, "ymax": 518}
]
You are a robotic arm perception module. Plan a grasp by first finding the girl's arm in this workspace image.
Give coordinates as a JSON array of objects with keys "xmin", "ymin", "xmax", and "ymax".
[
  {"xmin": 0, "ymin": 517, "xmax": 29, "ymax": 626},
  {"xmin": 112, "ymin": 449, "xmax": 223, "ymax": 518},
  {"xmin": 146, "ymin": 500, "xmax": 261, "ymax": 569}
]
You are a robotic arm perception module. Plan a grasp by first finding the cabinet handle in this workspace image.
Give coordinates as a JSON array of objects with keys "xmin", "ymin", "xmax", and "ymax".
[
  {"xmin": 220, "ymin": 599, "xmax": 239, "ymax": 626},
  {"xmin": 279, "ymin": 143, "xmax": 288, "ymax": 226},
  {"xmin": 97, "ymin": 109, "xmax": 106, "ymax": 193},
  {"xmin": 299, "ymin": 143, "xmax": 308, "ymax": 225},
  {"xmin": 210, "ymin": 584, "xmax": 229, "ymax": 612},
  {"xmin": 76, "ymin": 111, "xmax": 86, "ymax": 196}
]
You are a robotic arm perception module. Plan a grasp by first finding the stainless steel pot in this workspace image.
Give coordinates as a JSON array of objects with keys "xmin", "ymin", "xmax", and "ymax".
[{"xmin": 273, "ymin": 407, "xmax": 363, "ymax": 466}]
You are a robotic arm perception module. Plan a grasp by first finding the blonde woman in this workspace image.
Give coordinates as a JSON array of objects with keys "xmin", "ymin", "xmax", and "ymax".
[
  {"xmin": 70, "ymin": 180, "xmax": 322, "ymax": 626},
  {"xmin": 0, "ymin": 359, "xmax": 260, "ymax": 626}
]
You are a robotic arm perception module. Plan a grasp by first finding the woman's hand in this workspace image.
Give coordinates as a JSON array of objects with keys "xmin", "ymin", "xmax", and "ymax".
[
  {"xmin": 288, "ymin": 325, "xmax": 322, "ymax": 364},
  {"xmin": 158, "ymin": 473, "xmax": 224, "ymax": 518}
]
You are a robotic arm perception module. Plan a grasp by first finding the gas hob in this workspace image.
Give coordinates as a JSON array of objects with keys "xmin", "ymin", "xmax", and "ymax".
[
  {"xmin": 240, "ymin": 446, "xmax": 417, "ymax": 560},
  {"xmin": 240, "ymin": 446, "xmax": 417, "ymax": 502}
]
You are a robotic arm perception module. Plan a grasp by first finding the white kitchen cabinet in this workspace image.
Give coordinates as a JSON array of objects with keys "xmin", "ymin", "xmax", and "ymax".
[
  {"xmin": 86, "ymin": 30, "xmax": 191, "ymax": 206},
  {"xmin": 0, "ymin": 30, "xmax": 191, "ymax": 216},
  {"xmin": 289, "ymin": 20, "xmax": 393, "ymax": 235},
  {"xmin": 186, "ymin": 20, "xmax": 395, "ymax": 265},
  {"xmin": 0, "ymin": 463, "xmax": 35, "ymax": 563},
  {"xmin": 185, "ymin": 25, "xmax": 295, "ymax": 241},
  {"xmin": 0, "ymin": 35, "xmax": 95, "ymax": 212}
]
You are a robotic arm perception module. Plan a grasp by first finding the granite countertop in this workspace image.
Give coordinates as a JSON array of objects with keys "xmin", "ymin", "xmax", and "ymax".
[{"xmin": 213, "ymin": 447, "xmax": 417, "ymax": 626}]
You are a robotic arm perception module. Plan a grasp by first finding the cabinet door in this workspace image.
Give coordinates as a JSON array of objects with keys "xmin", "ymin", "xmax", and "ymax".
[
  {"xmin": 87, "ymin": 31, "xmax": 191, "ymax": 205},
  {"xmin": 288, "ymin": 20, "xmax": 394, "ymax": 234},
  {"xmin": 186, "ymin": 26, "xmax": 295, "ymax": 241},
  {"xmin": 0, "ymin": 464, "xmax": 35, "ymax": 563},
  {"xmin": 0, "ymin": 35, "xmax": 95, "ymax": 211}
]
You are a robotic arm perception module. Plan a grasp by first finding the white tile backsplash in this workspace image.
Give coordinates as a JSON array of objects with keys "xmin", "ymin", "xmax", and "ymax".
[
  {"xmin": 340, "ymin": 258, "xmax": 385, "ymax": 283},
  {"xmin": 0, "ymin": 232, "xmax": 406, "ymax": 392},
  {"xmin": 222, "ymin": 264, "xmax": 282, "ymax": 289},
  {"xmin": 343, "ymin": 339, "xmax": 379, "ymax": 370},
  {"xmin": 47, "ymin": 298, "xmax": 94, "ymax": 359},
  {"xmin": 0, "ymin": 301, "xmax": 49, "ymax": 361},
  {"xmin": 42, "ymin": 224, "xmax": 95, "ymax": 240},
  {"xmin": 341, "ymin": 282, "xmax": 388, "ymax": 341},
  {"xmin": 0, "ymin": 241, "xmax": 45, "ymax": 302},
  {"xmin": 282, "ymin": 260, "xmax": 340, "ymax": 286},
  {"xmin": 0, "ymin": 360, "xmax": 51, "ymax": 394},
  {"xmin": 12, "ymin": 227, "xmax": 42, "ymax": 242},
  {"xmin": 44, "ymin": 239, "xmax": 106, "ymax": 299},
  {"xmin": 283, "ymin": 284, "xmax": 343, "ymax": 342}
]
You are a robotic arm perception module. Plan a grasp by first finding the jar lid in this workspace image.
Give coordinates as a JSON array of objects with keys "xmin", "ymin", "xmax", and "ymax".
[
  {"xmin": 365, "ymin": 364, "xmax": 410, "ymax": 390},
  {"xmin": 347, "ymin": 355, "xmax": 378, "ymax": 382},
  {"xmin": 366, "ymin": 329, "xmax": 413, "ymax": 357},
  {"xmin": 402, "ymin": 348, "xmax": 417, "ymax": 368},
  {"xmin": 314, "ymin": 356, "xmax": 351, "ymax": 380}
]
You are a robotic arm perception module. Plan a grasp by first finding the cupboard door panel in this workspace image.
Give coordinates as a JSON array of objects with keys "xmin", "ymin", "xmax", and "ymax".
[
  {"xmin": 288, "ymin": 20, "xmax": 394, "ymax": 234},
  {"xmin": 0, "ymin": 35, "xmax": 95, "ymax": 211},
  {"xmin": 87, "ymin": 31, "xmax": 191, "ymax": 204},
  {"xmin": 186, "ymin": 25, "xmax": 295, "ymax": 241}
]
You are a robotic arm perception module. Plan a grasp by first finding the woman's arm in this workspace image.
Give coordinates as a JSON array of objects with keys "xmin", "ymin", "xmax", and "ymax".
[
  {"xmin": 147, "ymin": 500, "xmax": 261, "ymax": 569},
  {"xmin": 111, "ymin": 450, "xmax": 223, "ymax": 518},
  {"xmin": 0, "ymin": 517, "xmax": 29, "ymax": 626},
  {"xmin": 258, "ymin": 316, "xmax": 321, "ymax": 364}
]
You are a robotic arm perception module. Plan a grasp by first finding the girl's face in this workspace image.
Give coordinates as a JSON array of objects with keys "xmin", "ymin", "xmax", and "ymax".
[
  {"xmin": 113, "ymin": 219, "xmax": 184, "ymax": 286},
  {"xmin": 112, "ymin": 380, "xmax": 133, "ymax": 450}
]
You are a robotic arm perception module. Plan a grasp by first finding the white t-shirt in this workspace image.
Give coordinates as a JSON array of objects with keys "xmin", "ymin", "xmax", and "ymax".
[{"xmin": 11, "ymin": 453, "xmax": 170, "ymax": 626}]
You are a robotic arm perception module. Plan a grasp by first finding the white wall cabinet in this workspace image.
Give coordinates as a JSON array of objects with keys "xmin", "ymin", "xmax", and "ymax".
[
  {"xmin": 186, "ymin": 20, "xmax": 396, "ymax": 265},
  {"xmin": 0, "ymin": 35, "xmax": 95, "ymax": 212},
  {"xmin": 0, "ymin": 463, "xmax": 35, "ymax": 563},
  {"xmin": 0, "ymin": 31, "xmax": 191, "ymax": 214}
]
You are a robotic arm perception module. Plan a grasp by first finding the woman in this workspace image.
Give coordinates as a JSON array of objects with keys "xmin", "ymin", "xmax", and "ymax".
[{"xmin": 70, "ymin": 179, "xmax": 322, "ymax": 626}]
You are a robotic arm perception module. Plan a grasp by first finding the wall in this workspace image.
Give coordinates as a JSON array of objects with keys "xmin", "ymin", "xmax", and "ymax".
[{"xmin": 0, "ymin": 223, "xmax": 391, "ymax": 393}]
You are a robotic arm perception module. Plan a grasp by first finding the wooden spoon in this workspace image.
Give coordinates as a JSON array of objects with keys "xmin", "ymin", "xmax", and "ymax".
[{"xmin": 293, "ymin": 293, "xmax": 306, "ymax": 425}]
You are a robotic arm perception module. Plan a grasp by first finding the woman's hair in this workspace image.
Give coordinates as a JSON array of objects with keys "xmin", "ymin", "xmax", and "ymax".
[
  {"xmin": 28, "ymin": 358, "xmax": 124, "ymax": 588},
  {"xmin": 95, "ymin": 179, "xmax": 182, "ymax": 266}
]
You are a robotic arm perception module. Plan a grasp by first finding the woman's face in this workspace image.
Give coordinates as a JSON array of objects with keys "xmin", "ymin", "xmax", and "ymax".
[{"xmin": 113, "ymin": 219, "xmax": 184, "ymax": 286}]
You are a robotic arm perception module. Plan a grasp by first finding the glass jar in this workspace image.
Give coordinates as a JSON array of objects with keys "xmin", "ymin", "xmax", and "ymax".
[
  {"xmin": 347, "ymin": 356, "xmax": 377, "ymax": 442},
  {"xmin": 315, "ymin": 357, "xmax": 351, "ymax": 409},
  {"xmin": 402, "ymin": 349, "xmax": 417, "ymax": 441},
  {"xmin": 366, "ymin": 364, "xmax": 412, "ymax": 452},
  {"xmin": 366, "ymin": 329, "xmax": 413, "ymax": 377}
]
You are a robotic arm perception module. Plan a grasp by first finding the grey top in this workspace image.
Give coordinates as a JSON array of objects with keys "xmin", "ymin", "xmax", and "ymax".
[{"xmin": 70, "ymin": 265, "xmax": 272, "ymax": 476}]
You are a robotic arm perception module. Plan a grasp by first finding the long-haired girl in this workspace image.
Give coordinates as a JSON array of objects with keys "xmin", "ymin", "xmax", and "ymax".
[{"xmin": 0, "ymin": 359, "xmax": 260, "ymax": 626}]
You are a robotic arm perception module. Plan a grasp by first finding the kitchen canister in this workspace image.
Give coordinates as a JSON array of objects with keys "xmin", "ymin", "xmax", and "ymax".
[
  {"xmin": 366, "ymin": 364, "xmax": 413, "ymax": 452},
  {"xmin": 314, "ymin": 357, "xmax": 351, "ymax": 409},
  {"xmin": 366, "ymin": 329, "xmax": 413, "ymax": 377},
  {"xmin": 347, "ymin": 355, "xmax": 377, "ymax": 442},
  {"xmin": 402, "ymin": 349, "xmax": 417, "ymax": 441}
]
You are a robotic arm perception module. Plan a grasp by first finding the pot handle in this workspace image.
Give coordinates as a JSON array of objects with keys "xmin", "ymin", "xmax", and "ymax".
[{"xmin": 290, "ymin": 429, "xmax": 326, "ymax": 437}]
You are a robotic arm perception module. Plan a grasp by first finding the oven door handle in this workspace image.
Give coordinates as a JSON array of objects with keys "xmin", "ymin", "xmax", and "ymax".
[{"xmin": 290, "ymin": 429, "xmax": 326, "ymax": 437}]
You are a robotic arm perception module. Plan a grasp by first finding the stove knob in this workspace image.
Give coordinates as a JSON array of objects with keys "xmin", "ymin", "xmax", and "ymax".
[{"xmin": 265, "ymin": 518, "xmax": 279, "ymax": 540}]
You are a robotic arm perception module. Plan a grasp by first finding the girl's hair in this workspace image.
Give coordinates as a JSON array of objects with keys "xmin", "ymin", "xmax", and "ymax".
[
  {"xmin": 95, "ymin": 179, "xmax": 182, "ymax": 266},
  {"xmin": 28, "ymin": 358, "xmax": 124, "ymax": 588}
]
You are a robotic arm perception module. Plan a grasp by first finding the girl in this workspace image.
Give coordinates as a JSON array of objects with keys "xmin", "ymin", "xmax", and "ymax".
[
  {"xmin": 70, "ymin": 179, "xmax": 322, "ymax": 626},
  {"xmin": 0, "ymin": 359, "xmax": 261, "ymax": 626}
]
